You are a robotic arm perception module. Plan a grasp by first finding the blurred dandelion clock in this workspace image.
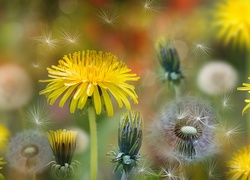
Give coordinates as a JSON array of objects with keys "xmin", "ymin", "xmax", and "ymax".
[
  {"xmin": 0, "ymin": 63, "xmax": 33, "ymax": 110},
  {"xmin": 227, "ymin": 146, "xmax": 250, "ymax": 179},
  {"xmin": 197, "ymin": 61, "xmax": 238, "ymax": 95},
  {"xmin": 213, "ymin": 0, "xmax": 250, "ymax": 49},
  {"xmin": 7, "ymin": 130, "xmax": 52, "ymax": 175},
  {"xmin": 39, "ymin": 50, "xmax": 139, "ymax": 116},
  {"xmin": 148, "ymin": 97, "xmax": 218, "ymax": 163}
]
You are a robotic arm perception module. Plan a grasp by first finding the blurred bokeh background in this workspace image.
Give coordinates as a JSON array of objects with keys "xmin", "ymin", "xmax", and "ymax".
[{"xmin": 0, "ymin": 0, "xmax": 249, "ymax": 179}]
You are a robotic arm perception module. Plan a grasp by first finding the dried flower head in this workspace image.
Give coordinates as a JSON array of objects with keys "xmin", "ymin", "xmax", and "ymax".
[
  {"xmin": 7, "ymin": 130, "xmax": 52, "ymax": 174},
  {"xmin": 47, "ymin": 129, "xmax": 78, "ymax": 179},
  {"xmin": 148, "ymin": 97, "xmax": 218, "ymax": 163},
  {"xmin": 39, "ymin": 50, "xmax": 139, "ymax": 116},
  {"xmin": 108, "ymin": 111, "xmax": 143, "ymax": 176},
  {"xmin": 227, "ymin": 146, "xmax": 250, "ymax": 179},
  {"xmin": 155, "ymin": 37, "xmax": 184, "ymax": 85},
  {"xmin": 213, "ymin": 0, "xmax": 250, "ymax": 49},
  {"xmin": 197, "ymin": 61, "xmax": 238, "ymax": 96},
  {"xmin": 0, "ymin": 63, "xmax": 33, "ymax": 110}
]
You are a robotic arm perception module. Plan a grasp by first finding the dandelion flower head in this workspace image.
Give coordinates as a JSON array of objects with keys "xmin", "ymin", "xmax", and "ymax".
[
  {"xmin": 39, "ymin": 50, "xmax": 140, "ymax": 116},
  {"xmin": 213, "ymin": 0, "xmax": 250, "ymax": 49},
  {"xmin": 7, "ymin": 130, "xmax": 52, "ymax": 174},
  {"xmin": 227, "ymin": 146, "xmax": 250, "ymax": 179}
]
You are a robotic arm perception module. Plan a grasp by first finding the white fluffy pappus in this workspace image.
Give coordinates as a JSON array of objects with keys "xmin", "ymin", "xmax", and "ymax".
[
  {"xmin": 147, "ymin": 97, "xmax": 219, "ymax": 163},
  {"xmin": 0, "ymin": 62, "xmax": 33, "ymax": 110},
  {"xmin": 197, "ymin": 61, "xmax": 238, "ymax": 95},
  {"xmin": 7, "ymin": 130, "xmax": 52, "ymax": 174}
]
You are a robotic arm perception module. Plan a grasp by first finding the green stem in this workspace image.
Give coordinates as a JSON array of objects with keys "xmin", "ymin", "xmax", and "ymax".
[
  {"xmin": 121, "ymin": 170, "xmax": 127, "ymax": 180},
  {"xmin": 88, "ymin": 106, "xmax": 98, "ymax": 180}
]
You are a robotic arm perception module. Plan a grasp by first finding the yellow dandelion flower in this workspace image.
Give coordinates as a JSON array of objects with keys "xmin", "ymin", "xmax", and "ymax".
[
  {"xmin": 0, "ymin": 124, "xmax": 10, "ymax": 152},
  {"xmin": 39, "ymin": 50, "xmax": 139, "ymax": 116},
  {"xmin": 237, "ymin": 79, "xmax": 250, "ymax": 115},
  {"xmin": 213, "ymin": 0, "xmax": 250, "ymax": 49},
  {"xmin": 227, "ymin": 146, "xmax": 250, "ymax": 179}
]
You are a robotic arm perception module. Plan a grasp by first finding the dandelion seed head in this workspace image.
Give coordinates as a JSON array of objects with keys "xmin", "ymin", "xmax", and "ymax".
[
  {"xmin": 148, "ymin": 97, "xmax": 218, "ymax": 163},
  {"xmin": 7, "ymin": 130, "xmax": 52, "ymax": 174},
  {"xmin": 0, "ymin": 62, "xmax": 33, "ymax": 110},
  {"xmin": 197, "ymin": 61, "xmax": 238, "ymax": 96}
]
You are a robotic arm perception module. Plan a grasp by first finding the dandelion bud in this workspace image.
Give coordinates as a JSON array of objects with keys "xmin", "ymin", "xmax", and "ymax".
[
  {"xmin": 108, "ymin": 111, "xmax": 143, "ymax": 176},
  {"xmin": 155, "ymin": 37, "xmax": 184, "ymax": 85},
  {"xmin": 148, "ymin": 97, "xmax": 219, "ymax": 163},
  {"xmin": 46, "ymin": 129, "xmax": 79, "ymax": 179}
]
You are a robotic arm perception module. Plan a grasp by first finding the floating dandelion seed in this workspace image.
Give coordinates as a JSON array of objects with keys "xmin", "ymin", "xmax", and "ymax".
[
  {"xmin": 26, "ymin": 101, "xmax": 53, "ymax": 131},
  {"xmin": 27, "ymin": 59, "xmax": 42, "ymax": 70},
  {"xmin": 97, "ymin": 6, "xmax": 120, "ymax": 27},
  {"xmin": 7, "ymin": 130, "xmax": 52, "ymax": 174},
  {"xmin": 134, "ymin": 159, "xmax": 155, "ymax": 179},
  {"xmin": 160, "ymin": 163, "xmax": 180, "ymax": 180},
  {"xmin": 39, "ymin": 50, "xmax": 139, "ymax": 116},
  {"xmin": 227, "ymin": 146, "xmax": 250, "ymax": 179},
  {"xmin": 218, "ymin": 93, "xmax": 235, "ymax": 110},
  {"xmin": 32, "ymin": 29, "xmax": 58, "ymax": 51},
  {"xmin": 59, "ymin": 26, "xmax": 84, "ymax": 48},
  {"xmin": 191, "ymin": 41, "xmax": 212, "ymax": 60},
  {"xmin": 215, "ymin": 118, "xmax": 244, "ymax": 148},
  {"xmin": 203, "ymin": 159, "xmax": 222, "ymax": 180},
  {"xmin": 139, "ymin": 0, "xmax": 163, "ymax": 14},
  {"xmin": 148, "ymin": 97, "xmax": 218, "ymax": 163}
]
